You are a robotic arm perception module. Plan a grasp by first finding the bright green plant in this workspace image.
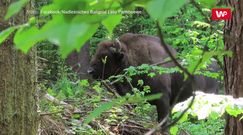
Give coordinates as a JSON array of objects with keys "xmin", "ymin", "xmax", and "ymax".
[
  {"xmin": 1, "ymin": 0, "xmax": 187, "ymax": 58},
  {"xmin": 170, "ymin": 91, "xmax": 243, "ymax": 135}
]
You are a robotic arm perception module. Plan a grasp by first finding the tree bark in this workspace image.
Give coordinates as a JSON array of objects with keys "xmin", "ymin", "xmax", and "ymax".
[
  {"xmin": 224, "ymin": 0, "xmax": 243, "ymax": 134},
  {"xmin": 0, "ymin": 1, "xmax": 38, "ymax": 135}
]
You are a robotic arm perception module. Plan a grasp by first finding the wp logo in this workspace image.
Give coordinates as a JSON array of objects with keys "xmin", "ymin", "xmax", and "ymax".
[{"xmin": 211, "ymin": 8, "xmax": 231, "ymax": 20}]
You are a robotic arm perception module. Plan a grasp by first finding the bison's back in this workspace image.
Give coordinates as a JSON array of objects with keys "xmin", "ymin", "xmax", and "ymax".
[{"xmin": 119, "ymin": 33, "xmax": 176, "ymax": 67}]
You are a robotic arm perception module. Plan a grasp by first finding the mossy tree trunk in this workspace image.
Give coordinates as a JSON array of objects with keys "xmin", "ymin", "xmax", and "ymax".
[
  {"xmin": 224, "ymin": 0, "xmax": 243, "ymax": 134},
  {"xmin": 0, "ymin": 0, "xmax": 38, "ymax": 135}
]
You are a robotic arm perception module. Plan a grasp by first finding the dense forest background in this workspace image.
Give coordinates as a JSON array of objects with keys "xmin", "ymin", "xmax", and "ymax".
[
  {"xmin": 37, "ymin": 3, "xmax": 226, "ymax": 134},
  {"xmin": 0, "ymin": 0, "xmax": 243, "ymax": 135}
]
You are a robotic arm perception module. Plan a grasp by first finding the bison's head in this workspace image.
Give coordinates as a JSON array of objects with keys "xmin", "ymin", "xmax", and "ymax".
[{"xmin": 88, "ymin": 39, "xmax": 128, "ymax": 79}]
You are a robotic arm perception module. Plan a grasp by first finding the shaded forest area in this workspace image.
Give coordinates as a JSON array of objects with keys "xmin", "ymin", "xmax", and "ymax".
[{"xmin": 0, "ymin": 0, "xmax": 243, "ymax": 135}]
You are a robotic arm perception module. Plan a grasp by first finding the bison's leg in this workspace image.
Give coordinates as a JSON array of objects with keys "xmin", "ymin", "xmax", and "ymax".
[
  {"xmin": 154, "ymin": 95, "xmax": 170, "ymax": 123},
  {"xmin": 141, "ymin": 75, "xmax": 171, "ymax": 122}
]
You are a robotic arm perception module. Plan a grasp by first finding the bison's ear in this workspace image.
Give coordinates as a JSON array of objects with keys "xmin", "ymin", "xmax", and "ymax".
[{"xmin": 109, "ymin": 46, "xmax": 124, "ymax": 60}]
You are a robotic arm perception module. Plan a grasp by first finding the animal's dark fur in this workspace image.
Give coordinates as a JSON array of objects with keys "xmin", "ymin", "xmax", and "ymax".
[
  {"xmin": 194, "ymin": 61, "xmax": 220, "ymax": 94},
  {"xmin": 88, "ymin": 33, "xmax": 219, "ymax": 122},
  {"xmin": 66, "ymin": 42, "xmax": 92, "ymax": 80}
]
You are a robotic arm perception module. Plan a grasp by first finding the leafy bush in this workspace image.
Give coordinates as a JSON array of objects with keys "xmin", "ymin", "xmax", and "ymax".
[{"xmin": 170, "ymin": 91, "xmax": 243, "ymax": 135}]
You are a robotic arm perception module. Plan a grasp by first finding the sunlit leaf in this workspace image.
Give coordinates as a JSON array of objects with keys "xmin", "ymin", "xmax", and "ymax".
[
  {"xmin": 39, "ymin": 15, "xmax": 99, "ymax": 58},
  {"xmin": 84, "ymin": 93, "xmax": 162, "ymax": 124},
  {"xmin": 14, "ymin": 25, "xmax": 43, "ymax": 53},
  {"xmin": 146, "ymin": 0, "xmax": 186, "ymax": 25},
  {"xmin": 102, "ymin": 14, "xmax": 122, "ymax": 36},
  {"xmin": 197, "ymin": 0, "xmax": 217, "ymax": 8},
  {"xmin": 0, "ymin": 27, "xmax": 16, "ymax": 46},
  {"xmin": 128, "ymin": 93, "xmax": 162, "ymax": 103},
  {"xmin": 84, "ymin": 98, "xmax": 118, "ymax": 124},
  {"xmin": 170, "ymin": 125, "xmax": 179, "ymax": 135},
  {"xmin": 226, "ymin": 106, "xmax": 243, "ymax": 117},
  {"xmin": 187, "ymin": 51, "xmax": 215, "ymax": 73},
  {"xmin": 5, "ymin": 0, "xmax": 29, "ymax": 20}
]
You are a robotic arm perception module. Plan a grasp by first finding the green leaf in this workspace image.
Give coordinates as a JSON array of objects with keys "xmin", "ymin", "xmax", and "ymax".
[
  {"xmin": 101, "ymin": 56, "xmax": 108, "ymax": 64},
  {"xmin": 170, "ymin": 125, "xmax": 179, "ymax": 135},
  {"xmin": 14, "ymin": 25, "xmax": 43, "ymax": 53},
  {"xmin": 72, "ymin": 113, "xmax": 81, "ymax": 119},
  {"xmin": 197, "ymin": 0, "xmax": 217, "ymax": 8},
  {"xmin": 178, "ymin": 112, "xmax": 189, "ymax": 123},
  {"xmin": 79, "ymin": 79, "xmax": 90, "ymax": 87},
  {"xmin": 84, "ymin": 93, "xmax": 162, "ymax": 124},
  {"xmin": 146, "ymin": 0, "xmax": 186, "ymax": 25},
  {"xmin": 187, "ymin": 51, "xmax": 215, "ymax": 73},
  {"xmin": 0, "ymin": 27, "xmax": 16, "ymax": 46},
  {"xmin": 84, "ymin": 99, "xmax": 118, "ymax": 124},
  {"xmin": 137, "ymin": 80, "xmax": 144, "ymax": 87},
  {"xmin": 223, "ymin": 50, "xmax": 233, "ymax": 57},
  {"xmin": 47, "ymin": 88, "xmax": 56, "ymax": 96},
  {"xmin": 39, "ymin": 15, "xmax": 99, "ymax": 58},
  {"xmin": 127, "ymin": 93, "xmax": 162, "ymax": 103},
  {"xmin": 133, "ymin": 0, "xmax": 151, "ymax": 7},
  {"xmin": 102, "ymin": 14, "xmax": 122, "ymax": 36},
  {"xmin": 5, "ymin": 0, "xmax": 29, "ymax": 20},
  {"xmin": 226, "ymin": 106, "xmax": 243, "ymax": 117}
]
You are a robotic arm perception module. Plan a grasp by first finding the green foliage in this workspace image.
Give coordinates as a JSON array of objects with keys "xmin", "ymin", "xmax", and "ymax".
[
  {"xmin": 37, "ymin": 41, "xmax": 69, "ymax": 85},
  {"xmin": 14, "ymin": 24, "xmax": 42, "ymax": 53},
  {"xmin": 101, "ymin": 56, "xmax": 108, "ymax": 64},
  {"xmin": 226, "ymin": 106, "xmax": 243, "ymax": 118},
  {"xmin": 160, "ymin": 3, "xmax": 226, "ymax": 80},
  {"xmin": 0, "ymin": 26, "xmax": 16, "ymax": 45},
  {"xmin": 5, "ymin": 0, "xmax": 29, "ymax": 20},
  {"xmin": 102, "ymin": 14, "xmax": 123, "ymax": 36},
  {"xmin": 171, "ymin": 92, "xmax": 243, "ymax": 134},
  {"xmin": 84, "ymin": 93, "xmax": 162, "ymax": 124},
  {"xmin": 40, "ymin": 72, "xmax": 157, "ymax": 134},
  {"xmin": 3, "ymin": 0, "xmax": 188, "ymax": 58},
  {"xmin": 112, "ymin": 10, "xmax": 157, "ymax": 36},
  {"xmin": 197, "ymin": 0, "xmax": 217, "ymax": 8},
  {"xmin": 162, "ymin": 3, "xmax": 224, "ymax": 50},
  {"xmin": 46, "ymin": 77, "xmax": 89, "ymax": 100},
  {"xmin": 125, "ymin": 64, "xmax": 179, "ymax": 77},
  {"xmin": 89, "ymin": 25, "xmax": 109, "ymax": 56},
  {"xmin": 84, "ymin": 97, "xmax": 118, "ymax": 124},
  {"xmin": 146, "ymin": 0, "xmax": 187, "ymax": 26},
  {"xmin": 170, "ymin": 126, "xmax": 179, "ymax": 135},
  {"xmin": 11, "ymin": 0, "xmax": 238, "ymax": 134},
  {"xmin": 175, "ymin": 115, "xmax": 225, "ymax": 135},
  {"xmin": 69, "ymin": 120, "xmax": 105, "ymax": 135},
  {"xmin": 39, "ymin": 15, "xmax": 99, "ymax": 58}
]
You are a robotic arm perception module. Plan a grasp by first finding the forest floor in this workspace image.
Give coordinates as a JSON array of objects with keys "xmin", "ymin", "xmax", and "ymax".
[{"xmin": 39, "ymin": 84, "xmax": 161, "ymax": 135}]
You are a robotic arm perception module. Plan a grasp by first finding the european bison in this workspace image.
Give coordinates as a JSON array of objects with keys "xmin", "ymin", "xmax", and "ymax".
[{"xmin": 88, "ymin": 33, "xmax": 219, "ymax": 122}]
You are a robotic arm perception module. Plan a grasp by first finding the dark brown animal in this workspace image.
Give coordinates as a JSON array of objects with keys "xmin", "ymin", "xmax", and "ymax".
[
  {"xmin": 194, "ymin": 61, "xmax": 220, "ymax": 94},
  {"xmin": 88, "ymin": 33, "xmax": 219, "ymax": 122},
  {"xmin": 66, "ymin": 42, "xmax": 92, "ymax": 80}
]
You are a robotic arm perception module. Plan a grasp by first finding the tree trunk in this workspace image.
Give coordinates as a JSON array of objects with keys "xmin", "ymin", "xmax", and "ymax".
[
  {"xmin": 0, "ymin": 1, "xmax": 38, "ymax": 135},
  {"xmin": 224, "ymin": 0, "xmax": 243, "ymax": 135}
]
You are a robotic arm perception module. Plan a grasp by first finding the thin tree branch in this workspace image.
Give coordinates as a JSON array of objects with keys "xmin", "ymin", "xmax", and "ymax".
[
  {"xmin": 145, "ymin": 114, "xmax": 169, "ymax": 135},
  {"xmin": 156, "ymin": 22, "xmax": 194, "ymax": 79},
  {"xmin": 148, "ymin": 11, "xmax": 216, "ymax": 133},
  {"xmin": 144, "ymin": 22, "xmax": 197, "ymax": 134},
  {"xmin": 163, "ymin": 94, "xmax": 195, "ymax": 129},
  {"xmin": 43, "ymin": 93, "xmax": 73, "ymax": 109}
]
